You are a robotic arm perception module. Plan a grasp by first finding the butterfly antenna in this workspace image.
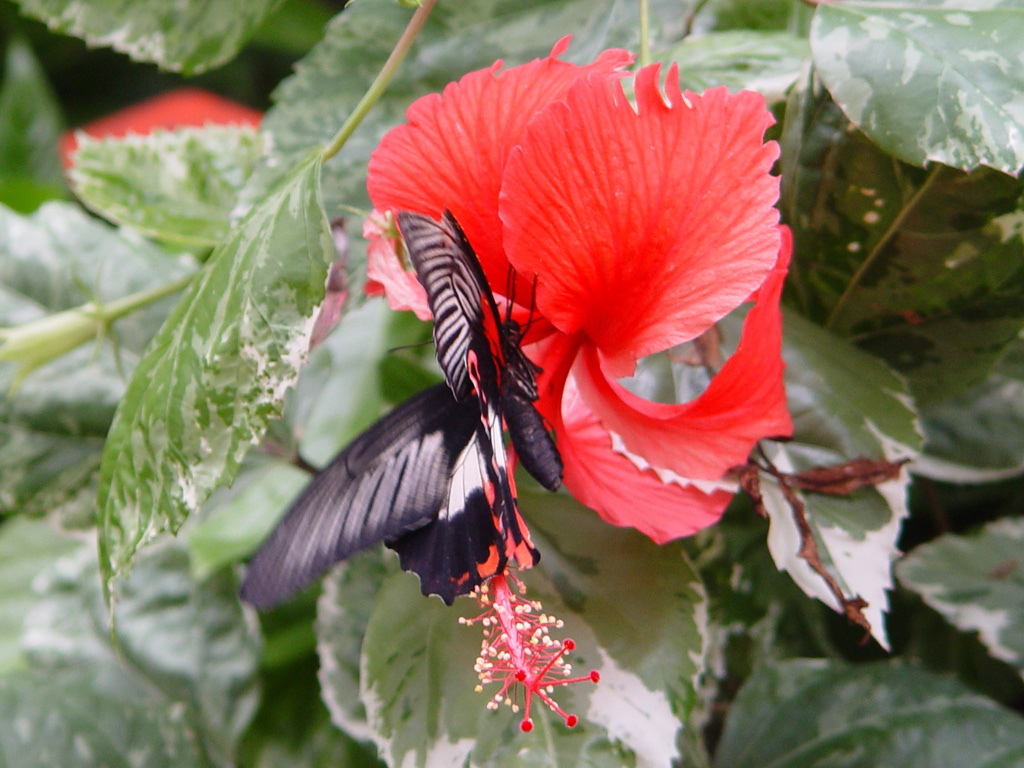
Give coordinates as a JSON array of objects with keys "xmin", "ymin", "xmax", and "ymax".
[
  {"xmin": 504, "ymin": 266, "xmax": 517, "ymax": 325},
  {"xmin": 387, "ymin": 340, "xmax": 434, "ymax": 353},
  {"xmin": 521, "ymin": 274, "xmax": 539, "ymax": 338}
]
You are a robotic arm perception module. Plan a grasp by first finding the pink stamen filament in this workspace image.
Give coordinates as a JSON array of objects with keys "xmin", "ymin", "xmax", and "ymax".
[{"xmin": 461, "ymin": 571, "xmax": 599, "ymax": 732}]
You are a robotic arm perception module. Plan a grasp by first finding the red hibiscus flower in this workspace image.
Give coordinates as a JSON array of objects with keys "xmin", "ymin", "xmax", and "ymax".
[{"xmin": 366, "ymin": 39, "xmax": 792, "ymax": 543}]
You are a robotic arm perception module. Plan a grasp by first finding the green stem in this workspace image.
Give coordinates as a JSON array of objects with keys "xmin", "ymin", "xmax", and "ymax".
[
  {"xmin": 826, "ymin": 163, "xmax": 944, "ymax": 330},
  {"xmin": 638, "ymin": 0, "xmax": 650, "ymax": 67},
  {"xmin": 321, "ymin": 0, "xmax": 438, "ymax": 162},
  {"xmin": 0, "ymin": 271, "xmax": 196, "ymax": 388},
  {"xmin": 90, "ymin": 272, "xmax": 196, "ymax": 323},
  {"xmin": 683, "ymin": 0, "xmax": 712, "ymax": 38}
]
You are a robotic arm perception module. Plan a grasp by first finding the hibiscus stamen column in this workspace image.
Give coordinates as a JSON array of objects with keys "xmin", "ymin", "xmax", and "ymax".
[{"xmin": 460, "ymin": 570, "xmax": 599, "ymax": 732}]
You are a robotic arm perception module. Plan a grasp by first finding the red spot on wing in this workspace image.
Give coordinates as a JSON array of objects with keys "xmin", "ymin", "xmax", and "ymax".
[
  {"xmin": 467, "ymin": 350, "xmax": 481, "ymax": 389},
  {"xmin": 509, "ymin": 509, "xmax": 539, "ymax": 568},
  {"xmin": 476, "ymin": 543, "xmax": 502, "ymax": 579},
  {"xmin": 506, "ymin": 452, "xmax": 519, "ymax": 491}
]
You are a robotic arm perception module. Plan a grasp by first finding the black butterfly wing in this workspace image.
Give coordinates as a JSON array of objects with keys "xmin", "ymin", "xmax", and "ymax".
[
  {"xmin": 390, "ymin": 421, "xmax": 510, "ymax": 604},
  {"xmin": 392, "ymin": 367, "xmax": 539, "ymax": 604},
  {"xmin": 397, "ymin": 210, "xmax": 502, "ymax": 400},
  {"xmin": 388, "ymin": 331, "xmax": 543, "ymax": 604},
  {"xmin": 239, "ymin": 383, "xmax": 478, "ymax": 609}
]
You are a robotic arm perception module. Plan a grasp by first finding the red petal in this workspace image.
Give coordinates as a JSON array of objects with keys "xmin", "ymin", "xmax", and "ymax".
[
  {"xmin": 363, "ymin": 213, "xmax": 432, "ymax": 320},
  {"xmin": 573, "ymin": 229, "xmax": 793, "ymax": 479},
  {"xmin": 367, "ymin": 39, "xmax": 631, "ymax": 292},
  {"xmin": 557, "ymin": 381, "xmax": 732, "ymax": 543},
  {"xmin": 502, "ymin": 65, "xmax": 780, "ymax": 376}
]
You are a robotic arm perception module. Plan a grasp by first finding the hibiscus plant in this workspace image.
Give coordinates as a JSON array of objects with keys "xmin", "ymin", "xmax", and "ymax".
[{"xmin": 2, "ymin": 1, "xmax": 1024, "ymax": 766}]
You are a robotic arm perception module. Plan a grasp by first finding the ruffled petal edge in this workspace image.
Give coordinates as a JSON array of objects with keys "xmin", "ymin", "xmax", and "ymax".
[
  {"xmin": 556, "ymin": 378, "xmax": 734, "ymax": 543},
  {"xmin": 573, "ymin": 227, "xmax": 793, "ymax": 480}
]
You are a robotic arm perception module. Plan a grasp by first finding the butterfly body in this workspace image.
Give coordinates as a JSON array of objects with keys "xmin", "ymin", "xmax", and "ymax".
[{"xmin": 240, "ymin": 210, "xmax": 561, "ymax": 608}]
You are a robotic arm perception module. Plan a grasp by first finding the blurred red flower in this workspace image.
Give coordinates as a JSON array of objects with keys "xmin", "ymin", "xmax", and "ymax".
[
  {"xmin": 60, "ymin": 88, "xmax": 261, "ymax": 168},
  {"xmin": 366, "ymin": 39, "xmax": 792, "ymax": 542}
]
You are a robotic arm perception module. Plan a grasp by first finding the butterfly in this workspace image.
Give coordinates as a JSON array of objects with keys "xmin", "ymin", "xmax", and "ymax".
[{"xmin": 239, "ymin": 210, "xmax": 562, "ymax": 608}]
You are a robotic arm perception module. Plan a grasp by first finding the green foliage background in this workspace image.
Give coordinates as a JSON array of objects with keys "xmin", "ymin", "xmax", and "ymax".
[{"xmin": 1, "ymin": 0, "xmax": 1024, "ymax": 766}]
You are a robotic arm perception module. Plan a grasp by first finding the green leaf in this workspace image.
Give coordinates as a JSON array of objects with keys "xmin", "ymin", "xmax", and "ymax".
[
  {"xmin": 13, "ymin": 0, "xmax": 284, "ymax": 74},
  {"xmin": 811, "ymin": 2, "xmax": 1024, "ymax": 175},
  {"xmin": 0, "ymin": 37, "xmax": 65, "ymax": 189},
  {"xmin": 685, "ymin": 504, "xmax": 840, "ymax": 682},
  {"xmin": 759, "ymin": 466, "xmax": 903, "ymax": 649},
  {"xmin": 897, "ymin": 518, "xmax": 1024, "ymax": 682},
  {"xmin": 0, "ymin": 517, "xmax": 79, "ymax": 673},
  {"xmin": 758, "ymin": 310, "xmax": 921, "ymax": 648},
  {"xmin": 520, "ymin": 490, "xmax": 706, "ymax": 760},
  {"xmin": 97, "ymin": 151, "xmax": 333, "ymax": 599},
  {"xmin": 326, "ymin": 491, "xmax": 704, "ymax": 766},
  {"xmin": 0, "ymin": 419, "xmax": 103, "ymax": 522},
  {"xmin": 317, "ymin": 549, "xmax": 389, "ymax": 745},
  {"xmin": 258, "ymin": 592, "xmax": 320, "ymax": 671},
  {"xmin": 23, "ymin": 541, "xmax": 261, "ymax": 762},
  {"xmin": 0, "ymin": 177, "xmax": 67, "ymax": 214},
  {"xmin": 187, "ymin": 458, "xmax": 309, "ymax": 579},
  {"xmin": 288, "ymin": 299, "xmax": 393, "ymax": 465},
  {"xmin": 358, "ymin": 571, "xmax": 633, "ymax": 768},
  {"xmin": 658, "ymin": 30, "xmax": 809, "ymax": 102},
  {"xmin": 239, "ymin": 652, "xmax": 382, "ymax": 768},
  {"xmin": 188, "ymin": 299, "xmax": 425, "ymax": 577},
  {"xmin": 358, "ymin": 572, "xmax": 484, "ymax": 767},
  {"xmin": 715, "ymin": 660, "xmax": 1024, "ymax": 768},
  {"xmin": 0, "ymin": 669, "xmax": 210, "ymax": 768},
  {"xmin": 186, "ymin": 299, "xmax": 432, "ymax": 584},
  {"xmin": 71, "ymin": 126, "xmax": 264, "ymax": 248},
  {"xmin": 248, "ymin": 0, "xmax": 336, "ymax": 58},
  {"xmin": 696, "ymin": 0, "xmax": 806, "ymax": 32},
  {"xmin": 0, "ymin": 202, "xmax": 194, "ymax": 518},
  {"xmin": 780, "ymin": 70, "xmax": 1024, "ymax": 404},
  {"xmin": 780, "ymin": 310, "xmax": 922, "ymax": 463},
  {"xmin": 896, "ymin": 591, "xmax": 1024, "ymax": 712},
  {"xmin": 0, "ymin": 202, "xmax": 192, "ymax": 341},
  {"xmin": 917, "ymin": 337, "xmax": 1024, "ymax": 477}
]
